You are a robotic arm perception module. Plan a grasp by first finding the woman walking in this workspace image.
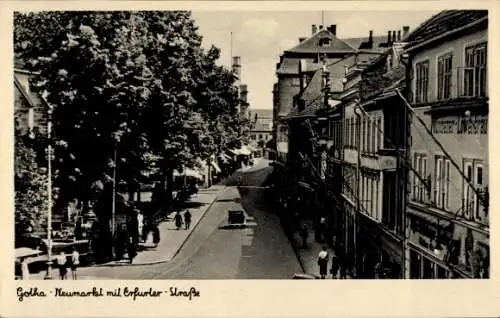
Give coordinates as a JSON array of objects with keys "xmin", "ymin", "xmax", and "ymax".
[
  {"xmin": 317, "ymin": 246, "xmax": 329, "ymax": 279},
  {"xmin": 174, "ymin": 211, "xmax": 183, "ymax": 230}
]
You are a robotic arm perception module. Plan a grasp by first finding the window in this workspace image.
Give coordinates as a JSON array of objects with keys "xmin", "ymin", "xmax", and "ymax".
[
  {"xmin": 463, "ymin": 43, "xmax": 487, "ymax": 97},
  {"xmin": 372, "ymin": 119, "xmax": 376, "ymax": 153},
  {"xmin": 319, "ymin": 37, "xmax": 332, "ymax": 47},
  {"xmin": 435, "ymin": 156, "xmax": 450, "ymax": 210},
  {"xmin": 437, "ymin": 53, "xmax": 453, "ymax": 100},
  {"xmin": 463, "ymin": 159, "xmax": 486, "ymax": 221},
  {"xmin": 291, "ymin": 77, "xmax": 301, "ymax": 87},
  {"xmin": 415, "ymin": 61, "xmax": 429, "ymax": 103},
  {"xmin": 413, "ymin": 153, "xmax": 427, "ymax": 202},
  {"xmin": 367, "ymin": 118, "xmax": 371, "ymax": 153}
]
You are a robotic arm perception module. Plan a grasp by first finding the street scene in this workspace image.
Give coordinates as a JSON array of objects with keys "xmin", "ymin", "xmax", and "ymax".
[{"xmin": 14, "ymin": 10, "xmax": 488, "ymax": 280}]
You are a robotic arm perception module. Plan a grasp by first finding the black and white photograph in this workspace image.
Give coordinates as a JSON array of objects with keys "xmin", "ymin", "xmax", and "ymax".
[{"xmin": 11, "ymin": 6, "xmax": 490, "ymax": 284}]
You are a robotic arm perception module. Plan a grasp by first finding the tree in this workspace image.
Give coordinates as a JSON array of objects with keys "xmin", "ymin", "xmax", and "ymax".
[
  {"xmin": 14, "ymin": 120, "xmax": 48, "ymax": 245},
  {"xmin": 13, "ymin": 11, "xmax": 253, "ymax": 253}
]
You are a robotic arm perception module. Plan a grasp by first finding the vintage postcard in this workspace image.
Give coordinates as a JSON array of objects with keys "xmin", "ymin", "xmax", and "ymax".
[{"xmin": 1, "ymin": 1, "xmax": 499, "ymax": 317}]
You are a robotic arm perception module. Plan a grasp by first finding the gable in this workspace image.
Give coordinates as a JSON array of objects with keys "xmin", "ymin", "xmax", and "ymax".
[{"xmin": 285, "ymin": 29, "xmax": 356, "ymax": 54}]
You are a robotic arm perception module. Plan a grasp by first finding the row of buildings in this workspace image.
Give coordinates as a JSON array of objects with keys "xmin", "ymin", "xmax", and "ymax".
[{"xmin": 271, "ymin": 10, "xmax": 489, "ymax": 279}]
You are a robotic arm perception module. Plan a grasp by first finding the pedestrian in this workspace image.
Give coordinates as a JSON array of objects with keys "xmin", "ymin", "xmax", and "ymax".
[
  {"xmin": 319, "ymin": 217, "xmax": 327, "ymax": 242},
  {"xmin": 152, "ymin": 224, "xmax": 160, "ymax": 246},
  {"xmin": 299, "ymin": 224, "xmax": 309, "ymax": 249},
  {"xmin": 318, "ymin": 246, "xmax": 329, "ymax": 279},
  {"xmin": 56, "ymin": 251, "xmax": 67, "ymax": 280},
  {"xmin": 174, "ymin": 211, "xmax": 183, "ymax": 230},
  {"xmin": 127, "ymin": 237, "xmax": 137, "ymax": 264},
  {"xmin": 70, "ymin": 247, "xmax": 80, "ymax": 280},
  {"xmin": 21, "ymin": 258, "xmax": 30, "ymax": 280},
  {"xmin": 184, "ymin": 210, "xmax": 192, "ymax": 230},
  {"xmin": 330, "ymin": 254, "xmax": 339, "ymax": 279}
]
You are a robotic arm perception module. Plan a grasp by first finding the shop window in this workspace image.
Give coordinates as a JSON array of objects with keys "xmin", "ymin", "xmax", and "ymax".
[
  {"xmin": 410, "ymin": 250, "xmax": 421, "ymax": 279},
  {"xmin": 422, "ymin": 258, "xmax": 434, "ymax": 278}
]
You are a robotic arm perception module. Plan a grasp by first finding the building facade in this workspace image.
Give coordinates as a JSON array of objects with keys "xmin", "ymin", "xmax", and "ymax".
[{"xmin": 403, "ymin": 10, "xmax": 489, "ymax": 278}]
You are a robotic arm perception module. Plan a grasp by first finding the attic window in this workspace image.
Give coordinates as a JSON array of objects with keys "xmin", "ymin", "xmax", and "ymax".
[{"xmin": 319, "ymin": 37, "xmax": 332, "ymax": 47}]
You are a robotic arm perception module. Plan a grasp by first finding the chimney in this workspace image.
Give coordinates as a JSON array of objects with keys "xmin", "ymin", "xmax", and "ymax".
[
  {"xmin": 312, "ymin": 24, "xmax": 317, "ymax": 35},
  {"xmin": 402, "ymin": 26, "xmax": 410, "ymax": 37},
  {"xmin": 299, "ymin": 37, "xmax": 306, "ymax": 43},
  {"xmin": 387, "ymin": 30, "xmax": 392, "ymax": 43},
  {"xmin": 397, "ymin": 30, "xmax": 401, "ymax": 41},
  {"xmin": 392, "ymin": 30, "xmax": 397, "ymax": 43},
  {"xmin": 369, "ymin": 30, "xmax": 373, "ymax": 43},
  {"xmin": 232, "ymin": 56, "xmax": 241, "ymax": 81},
  {"xmin": 327, "ymin": 24, "xmax": 337, "ymax": 36}
]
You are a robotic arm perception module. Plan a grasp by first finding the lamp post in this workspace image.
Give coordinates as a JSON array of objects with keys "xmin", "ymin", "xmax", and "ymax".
[
  {"xmin": 111, "ymin": 131, "xmax": 121, "ymax": 260},
  {"xmin": 45, "ymin": 106, "xmax": 53, "ymax": 280}
]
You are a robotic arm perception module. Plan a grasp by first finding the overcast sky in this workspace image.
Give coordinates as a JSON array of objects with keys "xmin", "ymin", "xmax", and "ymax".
[{"xmin": 192, "ymin": 11, "xmax": 438, "ymax": 109}]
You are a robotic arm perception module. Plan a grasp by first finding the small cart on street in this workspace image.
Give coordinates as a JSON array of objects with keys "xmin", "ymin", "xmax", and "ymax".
[{"xmin": 227, "ymin": 210, "xmax": 246, "ymax": 228}]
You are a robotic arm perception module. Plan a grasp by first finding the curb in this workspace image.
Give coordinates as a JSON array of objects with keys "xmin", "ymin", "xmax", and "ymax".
[{"xmin": 91, "ymin": 186, "xmax": 228, "ymax": 268}]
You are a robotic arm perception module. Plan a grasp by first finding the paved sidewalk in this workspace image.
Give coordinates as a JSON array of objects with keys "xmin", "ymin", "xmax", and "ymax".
[
  {"xmin": 291, "ymin": 220, "xmax": 336, "ymax": 278},
  {"xmin": 26, "ymin": 185, "xmax": 228, "ymax": 279}
]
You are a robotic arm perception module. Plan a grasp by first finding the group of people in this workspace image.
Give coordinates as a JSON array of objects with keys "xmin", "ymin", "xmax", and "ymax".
[
  {"xmin": 317, "ymin": 245, "xmax": 351, "ymax": 279},
  {"xmin": 174, "ymin": 210, "xmax": 192, "ymax": 230},
  {"xmin": 56, "ymin": 247, "xmax": 81, "ymax": 280}
]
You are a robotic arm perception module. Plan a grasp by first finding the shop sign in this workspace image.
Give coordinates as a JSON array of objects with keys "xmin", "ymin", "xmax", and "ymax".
[{"xmin": 432, "ymin": 115, "xmax": 488, "ymax": 135}]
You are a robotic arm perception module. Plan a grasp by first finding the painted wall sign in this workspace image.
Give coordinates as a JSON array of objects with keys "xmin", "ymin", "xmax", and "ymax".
[{"xmin": 432, "ymin": 115, "xmax": 488, "ymax": 135}]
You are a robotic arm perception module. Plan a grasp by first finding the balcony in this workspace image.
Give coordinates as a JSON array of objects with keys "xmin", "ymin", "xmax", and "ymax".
[{"xmin": 457, "ymin": 66, "xmax": 487, "ymax": 98}]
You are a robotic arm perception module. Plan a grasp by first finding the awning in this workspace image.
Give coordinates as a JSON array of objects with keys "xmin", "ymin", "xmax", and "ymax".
[
  {"xmin": 15, "ymin": 247, "xmax": 43, "ymax": 259},
  {"xmin": 211, "ymin": 161, "xmax": 221, "ymax": 173},
  {"xmin": 173, "ymin": 168, "xmax": 204, "ymax": 180}
]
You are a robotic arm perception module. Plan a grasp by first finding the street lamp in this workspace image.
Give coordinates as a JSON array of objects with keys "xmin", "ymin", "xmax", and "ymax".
[
  {"xmin": 45, "ymin": 106, "xmax": 53, "ymax": 280},
  {"xmin": 111, "ymin": 131, "xmax": 121, "ymax": 260}
]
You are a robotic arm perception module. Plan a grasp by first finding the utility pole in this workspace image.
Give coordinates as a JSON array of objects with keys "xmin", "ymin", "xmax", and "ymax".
[{"xmin": 45, "ymin": 106, "xmax": 53, "ymax": 280}]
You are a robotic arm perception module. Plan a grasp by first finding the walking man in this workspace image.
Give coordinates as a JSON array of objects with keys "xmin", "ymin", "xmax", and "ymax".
[
  {"xmin": 184, "ymin": 210, "xmax": 192, "ymax": 230},
  {"xmin": 318, "ymin": 246, "xmax": 329, "ymax": 279},
  {"xmin": 330, "ymin": 253, "xmax": 339, "ymax": 279},
  {"xmin": 56, "ymin": 251, "xmax": 67, "ymax": 280},
  {"xmin": 127, "ymin": 237, "xmax": 137, "ymax": 264},
  {"xmin": 174, "ymin": 211, "xmax": 183, "ymax": 230},
  {"xmin": 70, "ymin": 247, "xmax": 80, "ymax": 280}
]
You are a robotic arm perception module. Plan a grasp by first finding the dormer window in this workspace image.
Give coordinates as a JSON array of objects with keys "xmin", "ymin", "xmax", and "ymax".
[{"xmin": 319, "ymin": 37, "xmax": 332, "ymax": 47}]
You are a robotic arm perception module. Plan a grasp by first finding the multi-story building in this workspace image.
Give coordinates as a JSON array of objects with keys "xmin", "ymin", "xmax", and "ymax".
[
  {"xmin": 403, "ymin": 10, "xmax": 489, "ymax": 278},
  {"xmin": 272, "ymin": 24, "xmax": 386, "ymax": 208}
]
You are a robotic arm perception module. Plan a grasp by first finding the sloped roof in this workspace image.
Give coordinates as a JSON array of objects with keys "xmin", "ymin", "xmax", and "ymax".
[
  {"xmin": 343, "ymin": 35, "xmax": 388, "ymax": 51},
  {"xmin": 405, "ymin": 10, "xmax": 487, "ymax": 49},
  {"xmin": 14, "ymin": 70, "xmax": 47, "ymax": 110},
  {"xmin": 285, "ymin": 29, "xmax": 357, "ymax": 54}
]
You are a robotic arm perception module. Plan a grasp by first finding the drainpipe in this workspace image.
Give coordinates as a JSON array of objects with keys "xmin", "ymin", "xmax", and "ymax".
[{"xmin": 354, "ymin": 105, "xmax": 362, "ymax": 278}]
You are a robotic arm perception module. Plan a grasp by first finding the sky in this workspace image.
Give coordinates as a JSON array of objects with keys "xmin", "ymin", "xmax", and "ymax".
[{"xmin": 192, "ymin": 10, "xmax": 438, "ymax": 109}]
